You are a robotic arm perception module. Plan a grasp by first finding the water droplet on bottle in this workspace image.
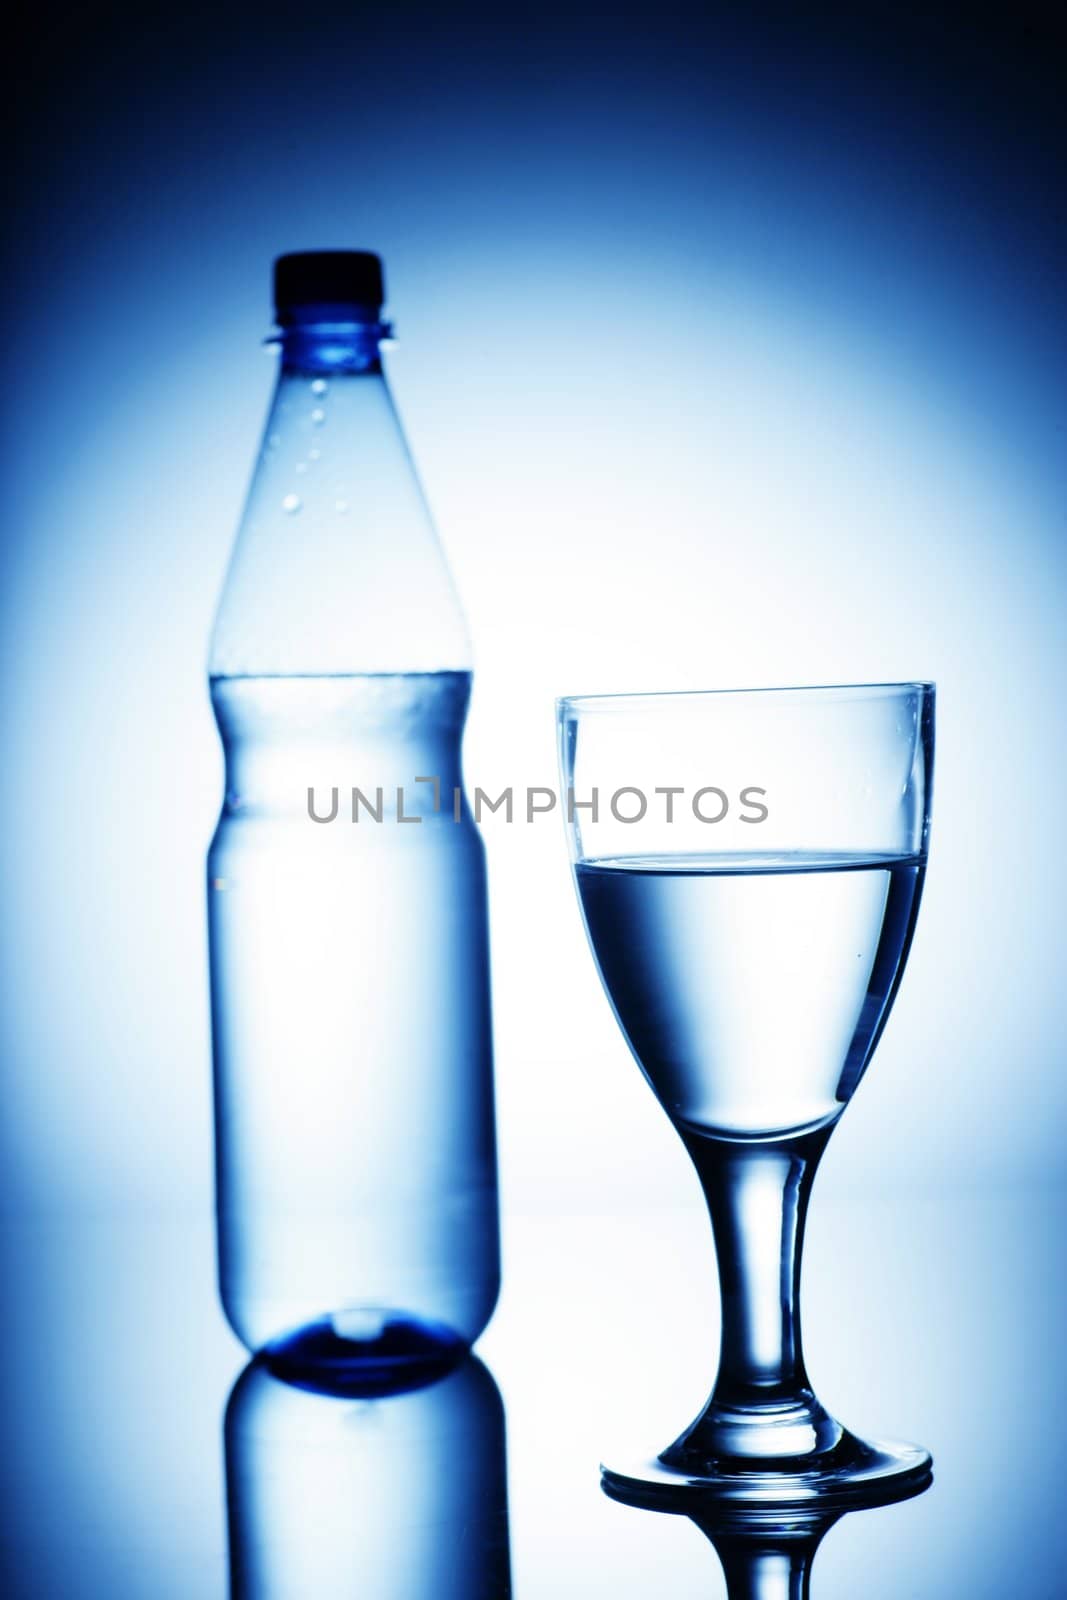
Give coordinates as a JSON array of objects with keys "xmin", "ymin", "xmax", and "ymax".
[
  {"xmin": 335, "ymin": 498, "xmax": 350, "ymax": 514},
  {"xmin": 310, "ymin": 378, "xmax": 328, "ymax": 396},
  {"xmin": 308, "ymin": 447, "xmax": 321, "ymax": 461},
  {"xmin": 311, "ymin": 408, "xmax": 326, "ymax": 426},
  {"xmin": 267, "ymin": 433, "xmax": 281, "ymax": 450},
  {"xmin": 282, "ymin": 493, "xmax": 302, "ymax": 514},
  {"xmin": 295, "ymin": 461, "xmax": 308, "ymax": 475}
]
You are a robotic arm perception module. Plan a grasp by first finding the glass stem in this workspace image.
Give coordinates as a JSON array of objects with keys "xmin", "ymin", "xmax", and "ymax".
[{"xmin": 665, "ymin": 1123, "xmax": 839, "ymax": 1466}]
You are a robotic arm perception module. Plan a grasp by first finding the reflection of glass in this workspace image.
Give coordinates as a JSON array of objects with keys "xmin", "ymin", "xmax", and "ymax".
[
  {"xmin": 558, "ymin": 684, "xmax": 935, "ymax": 1503},
  {"xmin": 604, "ymin": 1469, "xmax": 931, "ymax": 1598},
  {"xmin": 225, "ymin": 1354, "xmax": 511, "ymax": 1597}
]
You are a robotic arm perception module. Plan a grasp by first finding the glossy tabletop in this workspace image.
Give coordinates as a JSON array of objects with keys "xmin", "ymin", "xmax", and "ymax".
[{"xmin": 0, "ymin": 1188, "xmax": 1062, "ymax": 1597}]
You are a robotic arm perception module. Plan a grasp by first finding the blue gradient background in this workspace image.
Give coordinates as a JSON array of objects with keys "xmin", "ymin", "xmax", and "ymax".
[
  {"xmin": 4, "ymin": 1, "xmax": 1064, "ymax": 1214},
  {"xmin": 1, "ymin": 3, "xmax": 1065, "ymax": 1592}
]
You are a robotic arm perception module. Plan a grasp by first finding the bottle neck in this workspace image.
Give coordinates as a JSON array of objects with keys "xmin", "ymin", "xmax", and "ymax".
[{"xmin": 275, "ymin": 318, "xmax": 392, "ymax": 377}]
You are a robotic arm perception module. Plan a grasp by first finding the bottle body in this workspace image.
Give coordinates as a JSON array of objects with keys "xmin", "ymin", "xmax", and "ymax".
[
  {"xmin": 209, "ymin": 673, "xmax": 499, "ymax": 1359},
  {"xmin": 207, "ymin": 256, "xmax": 499, "ymax": 1365}
]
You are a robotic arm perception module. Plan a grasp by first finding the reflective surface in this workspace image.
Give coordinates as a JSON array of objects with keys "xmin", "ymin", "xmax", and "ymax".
[{"xmin": 0, "ymin": 1189, "xmax": 1063, "ymax": 1596}]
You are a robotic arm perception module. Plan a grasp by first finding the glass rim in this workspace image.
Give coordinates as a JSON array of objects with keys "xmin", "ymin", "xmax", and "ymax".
[{"xmin": 557, "ymin": 680, "xmax": 935, "ymax": 715}]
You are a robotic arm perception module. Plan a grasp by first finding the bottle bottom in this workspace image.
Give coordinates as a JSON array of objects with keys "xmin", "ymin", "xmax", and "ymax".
[{"xmin": 261, "ymin": 1309, "xmax": 469, "ymax": 1396}]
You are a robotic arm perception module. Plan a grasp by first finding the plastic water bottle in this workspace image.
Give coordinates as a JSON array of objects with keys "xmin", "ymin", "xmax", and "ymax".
[{"xmin": 207, "ymin": 251, "xmax": 500, "ymax": 1373}]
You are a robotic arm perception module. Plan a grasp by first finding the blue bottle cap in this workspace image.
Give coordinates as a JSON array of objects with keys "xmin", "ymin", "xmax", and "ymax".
[{"xmin": 273, "ymin": 251, "xmax": 385, "ymax": 324}]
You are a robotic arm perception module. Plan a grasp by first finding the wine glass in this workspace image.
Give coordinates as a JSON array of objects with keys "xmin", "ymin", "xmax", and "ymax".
[{"xmin": 557, "ymin": 682, "xmax": 934, "ymax": 1504}]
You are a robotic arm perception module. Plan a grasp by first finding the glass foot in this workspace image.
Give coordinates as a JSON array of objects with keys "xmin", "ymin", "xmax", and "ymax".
[{"xmin": 602, "ymin": 1431, "xmax": 932, "ymax": 1511}]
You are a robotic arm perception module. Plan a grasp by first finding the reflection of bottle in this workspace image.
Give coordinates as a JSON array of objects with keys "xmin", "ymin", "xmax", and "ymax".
[
  {"xmin": 207, "ymin": 252, "xmax": 499, "ymax": 1367},
  {"xmin": 225, "ymin": 1355, "xmax": 511, "ymax": 1598}
]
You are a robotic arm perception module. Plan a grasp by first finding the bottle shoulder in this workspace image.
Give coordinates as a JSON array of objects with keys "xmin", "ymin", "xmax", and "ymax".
[{"xmin": 209, "ymin": 372, "xmax": 472, "ymax": 677}]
